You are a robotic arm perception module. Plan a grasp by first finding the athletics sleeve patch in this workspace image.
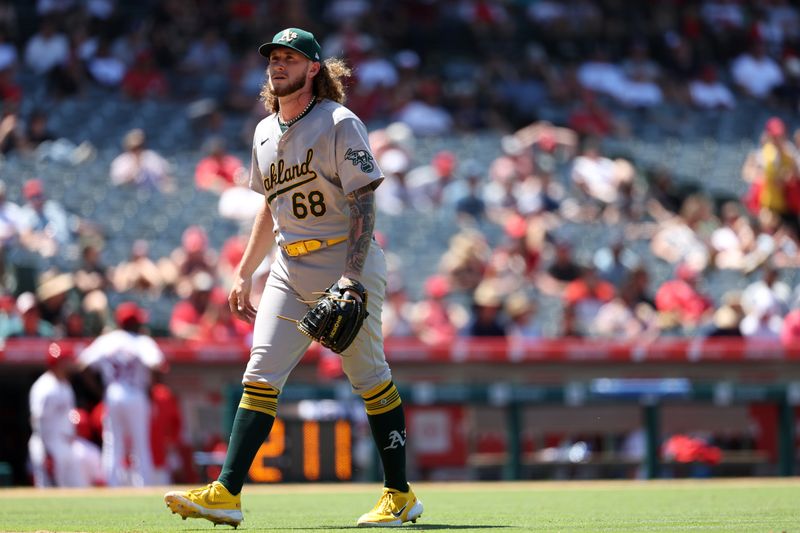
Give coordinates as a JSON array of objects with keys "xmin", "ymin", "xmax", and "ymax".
[
  {"xmin": 344, "ymin": 148, "xmax": 375, "ymax": 173},
  {"xmin": 335, "ymin": 117, "xmax": 384, "ymax": 195}
]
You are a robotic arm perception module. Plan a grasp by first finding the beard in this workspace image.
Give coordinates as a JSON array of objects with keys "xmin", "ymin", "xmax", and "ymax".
[{"xmin": 270, "ymin": 65, "xmax": 309, "ymax": 97}]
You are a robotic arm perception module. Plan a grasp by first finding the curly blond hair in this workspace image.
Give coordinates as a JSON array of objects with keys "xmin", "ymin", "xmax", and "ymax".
[{"xmin": 261, "ymin": 57, "xmax": 352, "ymax": 113}]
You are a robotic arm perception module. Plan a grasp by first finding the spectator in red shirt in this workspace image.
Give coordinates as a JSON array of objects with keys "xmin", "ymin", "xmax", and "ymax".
[
  {"xmin": 194, "ymin": 137, "xmax": 245, "ymax": 193},
  {"xmin": 568, "ymin": 91, "xmax": 615, "ymax": 138},
  {"xmin": 197, "ymin": 287, "xmax": 252, "ymax": 342},
  {"xmin": 0, "ymin": 66, "xmax": 21, "ymax": 103},
  {"xmin": 495, "ymin": 215, "xmax": 540, "ymax": 278},
  {"xmin": 169, "ymin": 271, "xmax": 213, "ymax": 340},
  {"xmin": 121, "ymin": 51, "xmax": 169, "ymax": 100},
  {"xmin": 216, "ymin": 234, "xmax": 247, "ymax": 291},
  {"xmin": 176, "ymin": 225, "xmax": 216, "ymax": 278},
  {"xmin": 781, "ymin": 303, "xmax": 800, "ymax": 346},
  {"xmin": 411, "ymin": 275, "xmax": 459, "ymax": 347},
  {"xmin": 562, "ymin": 263, "xmax": 615, "ymax": 336},
  {"xmin": 160, "ymin": 225, "xmax": 217, "ymax": 298},
  {"xmin": 655, "ymin": 263, "xmax": 713, "ymax": 331}
]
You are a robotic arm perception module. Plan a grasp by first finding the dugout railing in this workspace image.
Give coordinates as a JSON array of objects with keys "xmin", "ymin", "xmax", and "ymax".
[
  {"xmin": 3, "ymin": 337, "xmax": 800, "ymax": 484},
  {"xmin": 221, "ymin": 378, "xmax": 798, "ymax": 481}
]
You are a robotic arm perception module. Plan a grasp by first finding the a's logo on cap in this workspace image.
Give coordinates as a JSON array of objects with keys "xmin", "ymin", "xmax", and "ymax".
[{"xmin": 278, "ymin": 30, "xmax": 298, "ymax": 43}]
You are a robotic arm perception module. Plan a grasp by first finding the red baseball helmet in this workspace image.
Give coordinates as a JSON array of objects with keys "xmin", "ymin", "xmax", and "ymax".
[{"xmin": 115, "ymin": 301, "xmax": 148, "ymax": 327}]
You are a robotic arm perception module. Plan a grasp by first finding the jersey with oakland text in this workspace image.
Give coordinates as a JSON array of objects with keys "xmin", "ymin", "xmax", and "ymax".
[
  {"xmin": 78, "ymin": 330, "xmax": 165, "ymax": 391},
  {"xmin": 249, "ymin": 99, "xmax": 383, "ymax": 246}
]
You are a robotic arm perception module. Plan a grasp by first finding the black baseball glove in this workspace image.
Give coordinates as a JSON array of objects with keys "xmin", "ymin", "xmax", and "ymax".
[{"xmin": 296, "ymin": 280, "xmax": 369, "ymax": 354}]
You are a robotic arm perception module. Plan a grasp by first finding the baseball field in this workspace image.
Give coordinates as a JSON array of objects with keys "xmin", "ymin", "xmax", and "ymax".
[{"xmin": 1, "ymin": 479, "xmax": 798, "ymax": 532}]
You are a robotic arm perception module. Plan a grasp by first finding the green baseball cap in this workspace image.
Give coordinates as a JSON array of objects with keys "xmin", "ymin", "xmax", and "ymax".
[{"xmin": 258, "ymin": 28, "xmax": 322, "ymax": 62}]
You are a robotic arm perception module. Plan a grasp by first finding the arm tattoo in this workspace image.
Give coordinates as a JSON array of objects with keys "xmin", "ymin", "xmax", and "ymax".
[{"xmin": 344, "ymin": 185, "xmax": 376, "ymax": 277}]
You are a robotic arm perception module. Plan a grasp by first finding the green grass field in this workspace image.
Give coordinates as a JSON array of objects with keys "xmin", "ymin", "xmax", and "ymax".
[{"xmin": 1, "ymin": 479, "xmax": 799, "ymax": 532}]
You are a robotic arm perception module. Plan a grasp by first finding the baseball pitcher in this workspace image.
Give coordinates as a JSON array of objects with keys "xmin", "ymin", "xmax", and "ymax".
[{"xmin": 165, "ymin": 28, "xmax": 422, "ymax": 528}]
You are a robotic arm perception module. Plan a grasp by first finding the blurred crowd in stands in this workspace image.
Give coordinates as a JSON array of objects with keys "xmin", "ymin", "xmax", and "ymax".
[
  {"xmin": 369, "ymin": 113, "xmax": 800, "ymax": 345},
  {"xmin": 0, "ymin": 0, "xmax": 798, "ymax": 347},
  {"xmin": 3, "ymin": 0, "xmax": 800, "ymax": 138}
]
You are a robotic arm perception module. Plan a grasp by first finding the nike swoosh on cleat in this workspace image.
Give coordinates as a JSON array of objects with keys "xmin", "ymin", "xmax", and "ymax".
[
  {"xmin": 391, "ymin": 502, "xmax": 408, "ymax": 518},
  {"xmin": 260, "ymin": 138, "xmax": 269, "ymax": 145},
  {"xmin": 172, "ymin": 496, "xmax": 237, "ymax": 509},
  {"xmin": 199, "ymin": 501, "xmax": 240, "ymax": 508}
]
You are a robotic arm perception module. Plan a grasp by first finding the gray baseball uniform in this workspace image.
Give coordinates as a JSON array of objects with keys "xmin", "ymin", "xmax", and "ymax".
[
  {"xmin": 164, "ymin": 28, "xmax": 419, "ymax": 529},
  {"xmin": 244, "ymin": 98, "xmax": 391, "ymax": 394}
]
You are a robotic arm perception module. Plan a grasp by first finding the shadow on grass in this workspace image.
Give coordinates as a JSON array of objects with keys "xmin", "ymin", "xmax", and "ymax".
[
  {"xmin": 173, "ymin": 524, "xmax": 513, "ymax": 531},
  {"xmin": 289, "ymin": 526, "xmax": 512, "ymax": 531},
  {"xmin": 399, "ymin": 526, "xmax": 511, "ymax": 530}
]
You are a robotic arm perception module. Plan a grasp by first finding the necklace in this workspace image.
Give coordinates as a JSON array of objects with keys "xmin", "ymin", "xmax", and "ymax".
[{"xmin": 279, "ymin": 96, "xmax": 316, "ymax": 127}]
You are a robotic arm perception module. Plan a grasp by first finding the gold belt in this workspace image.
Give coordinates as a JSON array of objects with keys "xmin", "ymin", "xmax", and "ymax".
[{"xmin": 282, "ymin": 235, "xmax": 347, "ymax": 257}]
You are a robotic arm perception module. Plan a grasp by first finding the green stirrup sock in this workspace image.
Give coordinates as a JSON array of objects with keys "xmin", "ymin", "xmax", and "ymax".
[
  {"xmin": 218, "ymin": 384, "xmax": 278, "ymax": 495},
  {"xmin": 362, "ymin": 381, "xmax": 409, "ymax": 492}
]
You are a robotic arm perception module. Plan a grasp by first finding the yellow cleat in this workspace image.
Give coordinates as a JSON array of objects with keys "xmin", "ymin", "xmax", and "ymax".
[
  {"xmin": 164, "ymin": 481, "xmax": 243, "ymax": 528},
  {"xmin": 357, "ymin": 485, "xmax": 423, "ymax": 527}
]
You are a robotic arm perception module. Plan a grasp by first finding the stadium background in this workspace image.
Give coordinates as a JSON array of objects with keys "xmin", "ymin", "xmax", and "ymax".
[{"xmin": 2, "ymin": 0, "xmax": 800, "ymax": 486}]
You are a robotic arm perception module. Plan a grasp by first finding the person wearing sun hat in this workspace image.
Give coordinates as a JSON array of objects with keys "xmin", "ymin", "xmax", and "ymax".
[
  {"xmin": 464, "ymin": 280, "xmax": 507, "ymax": 337},
  {"xmin": 505, "ymin": 292, "xmax": 542, "ymax": 338}
]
